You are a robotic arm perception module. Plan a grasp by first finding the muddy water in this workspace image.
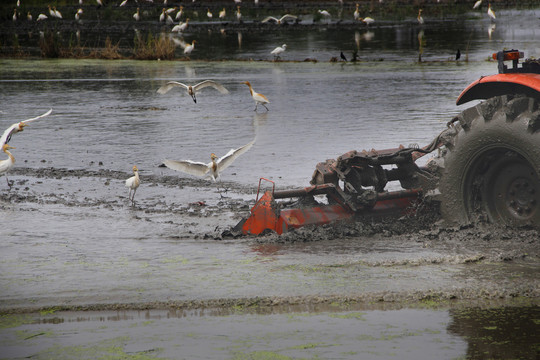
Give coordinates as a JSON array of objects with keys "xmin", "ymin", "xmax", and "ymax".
[{"xmin": 1, "ymin": 7, "xmax": 540, "ymax": 360}]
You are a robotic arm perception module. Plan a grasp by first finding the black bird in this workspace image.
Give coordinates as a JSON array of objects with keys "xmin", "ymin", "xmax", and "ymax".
[
  {"xmin": 455, "ymin": 49, "xmax": 461, "ymax": 61},
  {"xmin": 340, "ymin": 51, "xmax": 347, "ymax": 62}
]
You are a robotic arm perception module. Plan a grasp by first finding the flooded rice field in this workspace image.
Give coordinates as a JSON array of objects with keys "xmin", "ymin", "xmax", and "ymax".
[{"xmin": 1, "ymin": 4, "xmax": 540, "ymax": 359}]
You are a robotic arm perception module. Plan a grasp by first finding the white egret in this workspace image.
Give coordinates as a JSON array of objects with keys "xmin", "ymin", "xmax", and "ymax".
[
  {"xmin": 27, "ymin": 11, "xmax": 32, "ymax": 21},
  {"xmin": 417, "ymin": 9, "xmax": 424, "ymax": 24},
  {"xmin": 120, "ymin": 0, "xmax": 128, "ymax": 6},
  {"xmin": 53, "ymin": 7, "xmax": 62, "ymax": 18},
  {"xmin": 159, "ymin": 8, "xmax": 166, "ymax": 22},
  {"xmin": 125, "ymin": 165, "xmax": 140, "ymax": 205},
  {"xmin": 318, "ymin": 9, "xmax": 331, "ymax": 21},
  {"xmin": 354, "ymin": 3, "xmax": 360, "ymax": 21},
  {"xmin": 243, "ymin": 81, "xmax": 269, "ymax": 112},
  {"xmin": 162, "ymin": 139, "xmax": 255, "ymax": 195},
  {"xmin": 236, "ymin": 6, "xmax": 242, "ymax": 21},
  {"xmin": 182, "ymin": 39, "xmax": 196, "ymax": 55},
  {"xmin": 13, "ymin": 9, "xmax": 17, "ymax": 21},
  {"xmin": 487, "ymin": 3, "xmax": 496, "ymax": 20},
  {"xmin": 36, "ymin": 13, "xmax": 47, "ymax": 21},
  {"xmin": 361, "ymin": 16, "xmax": 375, "ymax": 26},
  {"xmin": 96, "ymin": 0, "xmax": 103, "ymax": 6},
  {"xmin": 48, "ymin": 5, "xmax": 55, "ymax": 18},
  {"xmin": 172, "ymin": 18, "xmax": 189, "ymax": 32},
  {"xmin": 0, "ymin": 144, "xmax": 16, "ymax": 188},
  {"xmin": 175, "ymin": 6, "xmax": 183, "ymax": 20},
  {"xmin": 270, "ymin": 44, "xmax": 287, "ymax": 60},
  {"xmin": 166, "ymin": 7, "xmax": 176, "ymax": 14},
  {"xmin": 157, "ymin": 80, "xmax": 229, "ymax": 103},
  {"xmin": 133, "ymin": 8, "xmax": 140, "ymax": 21},
  {"xmin": 473, "ymin": 0, "xmax": 482, "ymax": 9},
  {"xmin": 1, "ymin": 109, "xmax": 52, "ymax": 148},
  {"xmin": 219, "ymin": 8, "xmax": 226, "ymax": 19},
  {"xmin": 207, "ymin": 8, "xmax": 212, "ymax": 19},
  {"xmin": 261, "ymin": 14, "xmax": 297, "ymax": 25}
]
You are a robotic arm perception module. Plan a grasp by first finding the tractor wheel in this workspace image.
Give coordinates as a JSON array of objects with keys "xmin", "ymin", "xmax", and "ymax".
[{"xmin": 438, "ymin": 95, "xmax": 540, "ymax": 227}]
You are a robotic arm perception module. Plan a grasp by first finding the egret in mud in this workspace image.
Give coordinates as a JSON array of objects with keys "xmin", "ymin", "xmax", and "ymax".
[
  {"xmin": 162, "ymin": 139, "xmax": 255, "ymax": 196},
  {"xmin": 487, "ymin": 3, "xmax": 496, "ymax": 20},
  {"xmin": 125, "ymin": 165, "xmax": 140, "ymax": 205},
  {"xmin": 270, "ymin": 44, "xmax": 287, "ymax": 60},
  {"xmin": 1, "ymin": 109, "xmax": 52, "ymax": 148},
  {"xmin": 0, "ymin": 144, "xmax": 16, "ymax": 188},
  {"xmin": 261, "ymin": 14, "xmax": 297, "ymax": 25},
  {"xmin": 243, "ymin": 81, "xmax": 270, "ymax": 112},
  {"xmin": 157, "ymin": 80, "xmax": 229, "ymax": 103}
]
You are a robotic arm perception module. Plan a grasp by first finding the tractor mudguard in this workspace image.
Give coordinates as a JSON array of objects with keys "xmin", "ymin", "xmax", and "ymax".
[{"xmin": 457, "ymin": 73, "xmax": 540, "ymax": 105}]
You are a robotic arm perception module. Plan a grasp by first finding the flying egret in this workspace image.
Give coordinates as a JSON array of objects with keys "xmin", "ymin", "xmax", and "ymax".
[
  {"xmin": 219, "ymin": 8, "xmax": 226, "ymax": 19},
  {"xmin": 243, "ymin": 81, "xmax": 270, "ymax": 112},
  {"xmin": 473, "ymin": 0, "xmax": 482, "ymax": 9},
  {"xmin": 125, "ymin": 165, "xmax": 140, "ymax": 205},
  {"xmin": 487, "ymin": 3, "xmax": 496, "ymax": 20},
  {"xmin": 157, "ymin": 80, "xmax": 229, "ymax": 103},
  {"xmin": 1, "ymin": 109, "xmax": 52, "ymax": 148},
  {"xmin": 270, "ymin": 44, "xmax": 287, "ymax": 60},
  {"xmin": 133, "ymin": 8, "xmax": 140, "ymax": 21},
  {"xmin": 417, "ymin": 9, "xmax": 424, "ymax": 24},
  {"xmin": 162, "ymin": 139, "xmax": 255, "ymax": 195},
  {"xmin": 261, "ymin": 14, "xmax": 297, "ymax": 25},
  {"xmin": 0, "ymin": 144, "xmax": 16, "ymax": 188}
]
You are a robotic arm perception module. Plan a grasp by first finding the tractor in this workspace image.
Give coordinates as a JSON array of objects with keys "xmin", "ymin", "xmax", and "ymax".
[{"xmin": 237, "ymin": 50, "xmax": 540, "ymax": 235}]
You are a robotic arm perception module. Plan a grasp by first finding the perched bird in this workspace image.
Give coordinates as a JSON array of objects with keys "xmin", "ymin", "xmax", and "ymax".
[
  {"xmin": 125, "ymin": 165, "xmax": 140, "ymax": 205},
  {"xmin": 48, "ymin": 5, "xmax": 55, "ymax": 18},
  {"xmin": 172, "ymin": 18, "xmax": 189, "ymax": 32},
  {"xmin": 473, "ymin": 0, "xmax": 482, "ymax": 9},
  {"xmin": 36, "ymin": 13, "xmax": 47, "ymax": 21},
  {"xmin": 207, "ymin": 8, "xmax": 212, "ymax": 19},
  {"xmin": 1, "ymin": 109, "xmax": 52, "ymax": 148},
  {"xmin": 0, "ymin": 144, "xmax": 16, "ymax": 188},
  {"xmin": 417, "ymin": 9, "xmax": 424, "ymax": 25},
  {"xmin": 455, "ymin": 48, "xmax": 461, "ymax": 61},
  {"xmin": 270, "ymin": 44, "xmax": 287, "ymax": 60},
  {"xmin": 166, "ymin": 7, "xmax": 177, "ymax": 14},
  {"xmin": 487, "ymin": 3, "xmax": 496, "ymax": 20},
  {"xmin": 12, "ymin": 9, "xmax": 17, "ymax": 21},
  {"xmin": 159, "ymin": 8, "xmax": 166, "ymax": 22},
  {"xmin": 219, "ymin": 8, "xmax": 226, "ymax": 19},
  {"xmin": 75, "ymin": 8, "xmax": 83, "ymax": 20},
  {"xmin": 361, "ymin": 16, "xmax": 375, "ymax": 26},
  {"xmin": 27, "ymin": 11, "xmax": 32, "ymax": 21},
  {"xmin": 340, "ymin": 51, "xmax": 347, "ymax": 62},
  {"xmin": 354, "ymin": 3, "xmax": 360, "ymax": 21},
  {"xmin": 53, "ymin": 6, "xmax": 62, "ymax": 18},
  {"xmin": 243, "ymin": 81, "xmax": 270, "ymax": 112},
  {"xmin": 157, "ymin": 80, "xmax": 229, "ymax": 103},
  {"xmin": 133, "ymin": 8, "xmax": 140, "ymax": 21},
  {"xmin": 261, "ymin": 14, "xmax": 297, "ymax": 25},
  {"xmin": 162, "ymin": 139, "xmax": 255, "ymax": 194}
]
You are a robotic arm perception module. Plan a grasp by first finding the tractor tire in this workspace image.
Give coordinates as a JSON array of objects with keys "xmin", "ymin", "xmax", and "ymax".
[{"xmin": 438, "ymin": 94, "xmax": 540, "ymax": 227}]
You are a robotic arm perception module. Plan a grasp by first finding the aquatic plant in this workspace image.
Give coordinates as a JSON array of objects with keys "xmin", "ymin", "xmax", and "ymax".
[{"xmin": 133, "ymin": 32, "xmax": 175, "ymax": 60}]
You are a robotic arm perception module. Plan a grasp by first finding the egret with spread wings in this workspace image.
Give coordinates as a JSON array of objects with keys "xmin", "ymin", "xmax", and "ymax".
[
  {"xmin": 157, "ymin": 80, "xmax": 229, "ymax": 103},
  {"xmin": 1, "ymin": 109, "xmax": 52, "ymax": 148},
  {"xmin": 261, "ymin": 14, "xmax": 297, "ymax": 24},
  {"xmin": 162, "ymin": 139, "xmax": 255, "ymax": 195}
]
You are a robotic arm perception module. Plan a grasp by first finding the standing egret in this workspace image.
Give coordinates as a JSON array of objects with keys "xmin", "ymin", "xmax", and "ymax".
[
  {"xmin": 175, "ymin": 6, "xmax": 183, "ymax": 20},
  {"xmin": 125, "ymin": 166, "xmax": 140, "ymax": 205},
  {"xmin": 219, "ymin": 8, "xmax": 226, "ymax": 19},
  {"xmin": 53, "ymin": 6, "xmax": 62, "ymax": 18},
  {"xmin": 166, "ymin": 7, "xmax": 177, "ymax": 14},
  {"xmin": 473, "ymin": 0, "xmax": 482, "ymax": 9},
  {"xmin": 181, "ymin": 39, "xmax": 196, "ymax": 55},
  {"xmin": 27, "ymin": 11, "xmax": 32, "ymax": 21},
  {"xmin": 48, "ymin": 5, "xmax": 55, "ymax": 18},
  {"xmin": 417, "ymin": 9, "xmax": 424, "ymax": 24},
  {"xmin": 354, "ymin": 3, "xmax": 360, "ymax": 21},
  {"xmin": 159, "ymin": 8, "xmax": 166, "ymax": 22},
  {"xmin": 157, "ymin": 80, "xmax": 229, "ymax": 103},
  {"xmin": 261, "ymin": 14, "xmax": 297, "ymax": 25},
  {"xmin": 270, "ymin": 44, "xmax": 287, "ymax": 60},
  {"xmin": 172, "ymin": 18, "xmax": 189, "ymax": 32},
  {"xmin": 1, "ymin": 109, "xmax": 52, "ymax": 148},
  {"xmin": 0, "ymin": 144, "xmax": 16, "ymax": 188},
  {"xmin": 236, "ymin": 6, "xmax": 242, "ymax": 21},
  {"xmin": 162, "ymin": 139, "xmax": 255, "ymax": 196},
  {"xmin": 243, "ymin": 81, "xmax": 270, "ymax": 112},
  {"xmin": 133, "ymin": 7, "xmax": 140, "ymax": 21},
  {"xmin": 36, "ymin": 13, "xmax": 47, "ymax": 21},
  {"xmin": 487, "ymin": 3, "xmax": 496, "ymax": 20},
  {"xmin": 207, "ymin": 8, "xmax": 212, "ymax": 19},
  {"xmin": 13, "ymin": 9, "xmax": 17, "ymax": 21}
]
